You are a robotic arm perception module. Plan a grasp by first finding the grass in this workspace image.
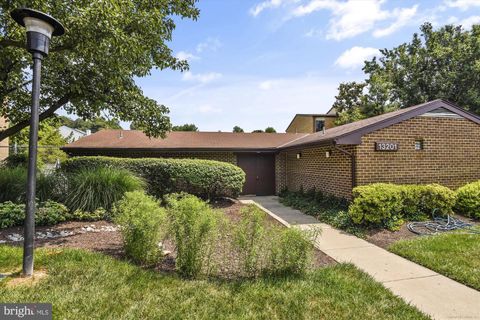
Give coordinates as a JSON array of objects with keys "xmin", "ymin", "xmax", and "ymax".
[
  {"xmin": 0, "ymin": 246, "xmax": 428, "ymax": 320},
  {"xmin": 389, "ymin": 231, "xmax": 480, "ymax": 290}
]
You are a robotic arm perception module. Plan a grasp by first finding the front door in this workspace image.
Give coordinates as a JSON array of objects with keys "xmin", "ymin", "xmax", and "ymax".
[{"xmin": 236, "ymin": 153, "xmax": 275, "ymax": 195}]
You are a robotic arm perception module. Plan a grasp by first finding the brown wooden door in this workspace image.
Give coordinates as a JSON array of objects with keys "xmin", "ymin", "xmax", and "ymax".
[{"xmin": 236, "ymin": 153, "xmax": 275, "ymax": 195}]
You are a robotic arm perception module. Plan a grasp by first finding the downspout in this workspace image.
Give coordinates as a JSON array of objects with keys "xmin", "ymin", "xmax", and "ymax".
[{"xmin": 333, "ymin": 143, "xmax": 356, "ymax": 189}]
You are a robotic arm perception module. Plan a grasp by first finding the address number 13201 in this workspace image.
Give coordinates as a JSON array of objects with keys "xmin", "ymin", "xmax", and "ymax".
[{"xmin": 375, "ymin": 142, "xmax": 399, "ymax": 151}]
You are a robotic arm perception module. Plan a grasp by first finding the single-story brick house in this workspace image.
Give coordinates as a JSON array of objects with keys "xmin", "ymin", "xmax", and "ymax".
[{"xmin": 62, "ymin": 99, "xmax": 480, "ymax": 199}]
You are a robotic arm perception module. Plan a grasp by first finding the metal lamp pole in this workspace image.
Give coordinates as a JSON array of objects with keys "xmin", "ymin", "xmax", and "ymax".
[{"xmin": 10, "ymin": 8, "xmax": 65, "ymax": 277}]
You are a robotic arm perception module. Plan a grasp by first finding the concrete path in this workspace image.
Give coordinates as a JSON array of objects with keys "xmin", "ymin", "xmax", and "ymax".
[{"xmin": 240, "ymin": 196, "xmax": 480, "ymax": 320}]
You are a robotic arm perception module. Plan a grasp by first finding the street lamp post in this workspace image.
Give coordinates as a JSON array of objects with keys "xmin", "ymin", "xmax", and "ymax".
[{"xmin": 10, "ymin": 8, "xmax": 65, "ymax": 277}]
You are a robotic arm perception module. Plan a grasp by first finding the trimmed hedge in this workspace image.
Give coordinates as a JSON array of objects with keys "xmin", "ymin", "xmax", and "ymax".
[
  {"xmin": 455, "ymin": 180, "xmax": 480, "ymax": 219},
  {"xmin": 62, "ymin": 156, "xmax": 245, "ymax": 199},
  {"xmin": 349, "ymin": 183, "xmax": 456, "ymax": 230}
]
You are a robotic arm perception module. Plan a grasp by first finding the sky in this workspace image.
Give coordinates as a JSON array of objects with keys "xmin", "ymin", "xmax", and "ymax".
[{"xmin": 133, "ymin": 0, "xmax": 480, "ymax": 133}]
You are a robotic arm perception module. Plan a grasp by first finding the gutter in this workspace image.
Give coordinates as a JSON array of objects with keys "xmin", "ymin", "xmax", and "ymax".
[{"xmin": 333, "ymin": 143, "xmax": 356, "ymax": 189}]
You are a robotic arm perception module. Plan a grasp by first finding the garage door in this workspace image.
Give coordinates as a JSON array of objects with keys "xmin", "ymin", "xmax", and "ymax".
[{"xmin": 236, "ymin": 153, "xmax": 275, "ymax": 196}]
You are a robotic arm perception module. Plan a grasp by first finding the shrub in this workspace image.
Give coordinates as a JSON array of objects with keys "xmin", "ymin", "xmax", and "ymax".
[
  {"xmin": 0, "ymin": 201, "xmax": 25, "ymax": 228},
  {"xmin": 62, "ymin": 156, "xmax": 245, "ymax": 199},
  {"xmin": 165, "ymin": 193, "xmax": 219, "ymax": 278},
  {"xmin": 348, "ymin": 183, "xmax": 456, "ymax": 230},
  {"xmin": 0, "ymin": 167, "xmax": 65, "ymax": 203},
  {"xmin": 36, "ymin": 201, "xmax": 70, "ymax": 226},
  {"xmin": 268, "ymin": 227, "xmax": 315, "ymax": 276},
  {"xmin": 64, "ymin": 167, "xmax": 145, "ymax": 212},
  {"xmin": 114, "ymin": 191, "xmax": 167, "ymax": 265},
  {"xmin": 233, "ymin": 205, "xmax": 269, "ymax": 277},
  {"xmin": 0, "ymin": 167, "xmax": 27, "ymax": 203},
  {"xmin": 0, "ymin": 200, "xmax": 70, "ymax": 228},
  {"xmin": 455, "ymin": 181, "xmax": 480, "ymax": 219},
  {"xmin": 349, "ymin": 184, "xmax": 404, "ymax": 227}
]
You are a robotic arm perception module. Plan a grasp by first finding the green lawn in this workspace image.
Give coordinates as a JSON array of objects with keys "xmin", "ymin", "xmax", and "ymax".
[
  {"xmin": 0, "ymin": 246, "xmax": 427, "ymax": 320},
  {"xmin": 389, "ymin": 232, "xmax": 480, "ymax": 290}
]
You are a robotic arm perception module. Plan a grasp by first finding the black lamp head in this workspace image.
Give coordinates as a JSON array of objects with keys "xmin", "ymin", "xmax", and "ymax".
[{"xmin": 10, "ymin": 8, "xmax": 65, "ymax": 55}]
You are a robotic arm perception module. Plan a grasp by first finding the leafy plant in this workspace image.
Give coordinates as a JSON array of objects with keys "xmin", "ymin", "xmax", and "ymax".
[
  {"xmin": 63, "ymin": 156, "xmax": 245, "ymax": 199},
  {"xmin": 70, "ymin": 208, "xmax": 108, "ymax": 221},
  {"xmin": 36, "ymin": 201, "xmax": 70, "ymax": 226},
  {"xmin": 165, "ymin": 193, "xmax": 219, "ymax": 278},
  {"xmin": 0, "ymin": 167, "xmax": 27, "ymax": 203},
  {"xmin": 114, "ymin": 191, "xmax": 167, "ymax": 265},
  {"xmin": 0, "ymin": 201, "xmax": 24, "ymax": 228},
  {"xmin": 455, "ymin": 180, "xmax": 480, "ymax": 219},
  {"xmin": 268, "ymin": 227, "xmax": 315, "ymax": 276},
  {"xmin": 233, "ymin": 205, "xmax": 269, "ymax": 277},
  {"xmin": 65, "ymin": 167, "xmax": 145, "ymax": 212}
]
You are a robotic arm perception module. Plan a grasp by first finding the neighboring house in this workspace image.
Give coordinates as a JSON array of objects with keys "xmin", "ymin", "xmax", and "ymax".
[
  {"xmin": 0, "ymin": 116, "xmax": 8, "ymax": 160},
  {"xmin": 59, "ymin": 126, "xmax": 89, "ymax": 143},
  {"xmin": 286, "ymin": 107, "xmax": 337, "ymax": 133},
  {"xmin": 62, "ymin": 99, "xmax": 480, "ymax": 199}
]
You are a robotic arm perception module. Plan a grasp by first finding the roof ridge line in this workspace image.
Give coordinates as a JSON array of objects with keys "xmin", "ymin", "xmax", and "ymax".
[{"xmin": 276, "ymin": 133, "xmax": 311, "ymax": 148}]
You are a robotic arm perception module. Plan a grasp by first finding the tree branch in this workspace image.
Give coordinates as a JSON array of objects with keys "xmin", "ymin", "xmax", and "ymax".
[
  {"xmin": 0, "ymin": 39, "xmax": 24, "ymax": 49},
  {"xmin": 5, "ymin": 80, "xmax": 32, "ymax": 94},
  {"xmin": 0, "ymin": 95, "xmax": 70, "ymax": 142}
]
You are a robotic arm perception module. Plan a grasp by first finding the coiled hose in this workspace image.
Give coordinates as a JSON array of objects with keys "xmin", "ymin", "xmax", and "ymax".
[{"xmin": 407, "ymin": 209, "xmax": 480, "ymax": 236}]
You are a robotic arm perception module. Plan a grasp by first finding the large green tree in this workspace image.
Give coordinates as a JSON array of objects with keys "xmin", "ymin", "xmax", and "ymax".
[
  {"xmin": 0, "ymin": 0, "xmax": 199, "ymax": 142},
  {"xmin": 171, "ymin": 123, "xmax": 198, "ymax": 132},
  {"xmin": 333, "ymin": 23, "xmax": 480, "ymax": 124},
  {"xmin": 58, "ymin": 115, "xmax": 121, "ymax": 133}
]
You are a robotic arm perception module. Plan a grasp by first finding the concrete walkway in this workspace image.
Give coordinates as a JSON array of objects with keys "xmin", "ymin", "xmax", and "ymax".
[{"xmin": 240, "ymin": 196, "xmax": 480, "ymax": 320}]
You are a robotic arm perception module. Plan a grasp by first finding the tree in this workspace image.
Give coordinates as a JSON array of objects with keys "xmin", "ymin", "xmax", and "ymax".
[
  {"xmin": 0, "ymin": 1, "xmax": 200, "ymax": 142},
  {"xmin": 172, "ymin": 123, "xmax": 198, "ymax": 132},
  {"xmin": 59, "ymin": 116, "xmax": 121, "ymax": 133},
  {"xmin": 232, "ymin": 126, "xmax": 244, "ymax": 133},
  {"xmin": 333, "ymin": 23, "xmax": 480, "ymax": 124},
  {"xmin": 11, "ymin": 118, "xmax": 67, "ymax": 165},
  {"xmin": 265, "ymin": 127, "xmax": 276, "ymax": 133},
  {"xmin": 252, "ymin": 129, "xmax": 264, "ymax": 133}
]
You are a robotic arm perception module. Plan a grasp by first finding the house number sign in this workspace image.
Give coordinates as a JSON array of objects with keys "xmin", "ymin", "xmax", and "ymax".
[{"xmin": 375, "ymin": 141, "xmax": 399, "ymax": 151}]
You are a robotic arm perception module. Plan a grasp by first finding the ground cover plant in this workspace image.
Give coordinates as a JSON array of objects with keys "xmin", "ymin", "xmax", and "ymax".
[
  {"xmin": 278, "ymin": 188, "xmax": 365, "ymax": 236},
  {"xmin": 0, "ymin": 201, "xmax": 70, "ymax": 228},
  {"xmin": 0, "ymin": 246, "xmax": 428, "ymax": 320},
  {"xmin": 62, "ymin": 156, "xmax": 245, "ymax": 199},
  {"xmin": 390, "ymin": 230, "xmax": 480, "ymax": 290}
]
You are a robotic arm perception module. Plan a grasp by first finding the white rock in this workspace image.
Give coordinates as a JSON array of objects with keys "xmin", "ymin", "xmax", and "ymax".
[{"xmin": 7, "ymin": 233, "xmax": 23, "ymax": 242}]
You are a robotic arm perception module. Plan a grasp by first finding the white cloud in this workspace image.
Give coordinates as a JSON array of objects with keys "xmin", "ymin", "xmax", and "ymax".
[
  {"xmin": 304, "ymin": 28, "xmax": 322, "ymax": 37},
  {"xmin": 335, "ymin": 46, "xmax": 378, "ymax": 69},
  {"xmin": 182, "ymin": 71, "xmax": 222, "ymax": 84},
  {"xmin": 292, "ymin": 0, "xmax": 337, "ymax": 16},
  {"xmin": 259, "ymin": 80, "xmax": 280, "ymax": 90},
  {"xmin": 459, "ymin": 15, "xmax": 480, "ymax": 29},
  {"xmin": 196, "ymin": 38, "xmax": 222, "ymax": 53},
  {"xmin": 445, "ymin": 0, "xmax": 480, "ymax": 10},
  {"xmin": 373, "ymin": 5, "xmax": 418, "ymax": 37},
  {"xmin": 175, "ymin": 51, "xmax": 199, "ymax": 61},
  {"xmin": 197, "ymin": 105, "xmax": 222, "ymax": 114},
  {"xmin": 250, "ymin": 0, "xmax": 284, "ymax": 17}
]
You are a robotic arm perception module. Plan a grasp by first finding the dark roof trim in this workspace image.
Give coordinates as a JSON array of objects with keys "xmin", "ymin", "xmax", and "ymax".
[
  {"xmin": 61, "ymin": 147, "xmax": 280, "ymax": 153},
  {"xmin": 281, "ymin": 99, "xmax": 480, "ymax": 150}
]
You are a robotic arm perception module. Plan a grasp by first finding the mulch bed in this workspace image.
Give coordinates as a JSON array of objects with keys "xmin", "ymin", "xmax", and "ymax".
[{"xmin": 0, "ymin": 199, "xmax": 335, "ymax": 276}]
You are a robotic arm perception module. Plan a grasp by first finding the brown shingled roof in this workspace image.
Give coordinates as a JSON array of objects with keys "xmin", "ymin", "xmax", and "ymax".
[
  {"xmin": 62, "ymin": 130, "xmax": 309, "ymax": 151},
  {"xmin": 62, "ymin": 99, "xmax": 480, "ymax": 153}
]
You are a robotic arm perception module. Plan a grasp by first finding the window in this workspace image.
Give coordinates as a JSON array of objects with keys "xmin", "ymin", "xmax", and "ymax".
[
  {"xmin": 315, "ymin": 119, "xmax": 325, "ymax": 132},
  {"xmin": 415, "ymin": 139, "xmax": 424, "ymax": 150}
]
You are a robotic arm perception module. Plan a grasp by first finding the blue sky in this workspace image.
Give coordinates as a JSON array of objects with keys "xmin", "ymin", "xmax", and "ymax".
[{"xmin": 134, "ymin": 0, "xmax": 480, "ymax": 133}]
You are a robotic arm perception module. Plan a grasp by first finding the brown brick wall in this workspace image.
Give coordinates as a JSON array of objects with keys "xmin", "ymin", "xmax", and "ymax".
[
  {"xmin": 277, "ymin": 145, "xmax": 354, "ymax": 199},
  {"xmin": 66, "ymin": 149, "xmax": 237, "ymax": 165},
  {"xmin": 0, "ymin": 117, "xmax": 8, "ymax": 160},
  {"xmin": 355, "ymin": 116, "xmax": 480, "ymax": 189},
  {"xmin": 275, "ymin": 153, "xmax": 287, "ymax": 193},
  {"xmin": 286, "ymin": 115, "xmax": 313, "ymax": 133}
]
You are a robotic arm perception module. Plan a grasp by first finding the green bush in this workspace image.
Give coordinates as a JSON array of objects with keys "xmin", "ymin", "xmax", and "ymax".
[
  {"xmin": 268, "ymin": 227, "xmax": 315, "ymax": 276},
  {"xmin": 165, "ymin": 193, "xmax": 219, "ymax": 278},
  {"xmin": 349, "ymin": 184, "xmax": 404, "ymax": 227},
  {"xmin": 36, "ymin": 201, "xmax": 70, "ymax": 226},
  {"xmin": 62, "ymin": 156, "xmax": 245, "ymax": 199},
  {"xmin": 70, "ymin": 208, "xmax": 108, "ymax": 221},
  {"xmin": 455, "ymin": 181, "xmax": 480, "ymax": 219},
  {"xmin": 234, "ymin": 205, "xmax": 269, "ymax": 277},
  {"xmin": 0, "ymin": 200, "xmax": 70, "ymax": 228},
  {"xmin": 348, "ymin": 183, "xmax": 456, "ymax": 230},
  {"xmin": 64, "ymin": 167, "xmax": 145, "ymax": 212},
  {"xmin": 114, "ymin": 191, "xmax": 167, "ymax": 265},
  {"xmin": 0, "ymin": 201, "xmax": 25, "ymax": 228}
]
